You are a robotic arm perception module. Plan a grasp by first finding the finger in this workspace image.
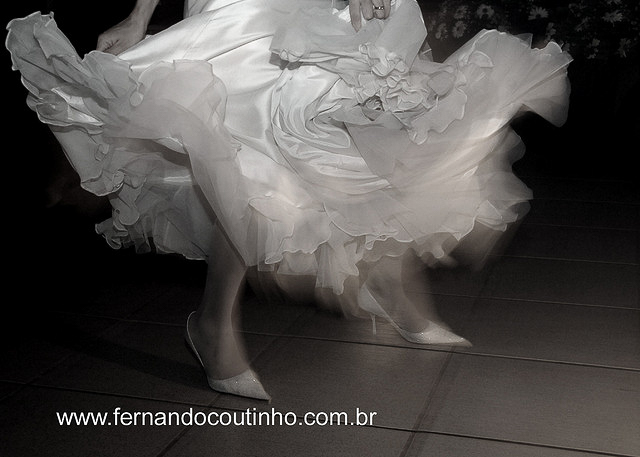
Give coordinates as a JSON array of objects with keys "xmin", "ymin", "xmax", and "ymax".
[
  {"xmin": 382, "ymin": 0, "xmax": 391, "ymax": 18},
  {"xmin": 96, "ymin": 35, "xmax": 107, "ymax": 52},
  {"xmin": 361, "ymin": 0, "xmax": 374, "ymax": 20},
  {"xmin": 372, "ymin": 0, "xmax": 385, "ymax": 19},
  {"xmin": 109, "ymin": 44, "xmax": 123, "ymax": 55},
  {"xmin": 97, "ymin": 38, "xmax": 119, "ymax": 55},
  {"xmin": 96, "ymin": 39, "xmax": 111, "ymax": 53},
  {"xmin": 349, "ymin": 0, "xmax": 362, "ymax": 31}
]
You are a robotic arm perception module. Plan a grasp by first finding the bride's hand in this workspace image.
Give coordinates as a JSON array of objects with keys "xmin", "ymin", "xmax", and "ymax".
[
  {"xmin": 96, "ymin": 16, "xmax": 147, "ymax": 55},
  {"xmin": 349, "ymin": 0, "xmax": 391, "ymax": 32}
]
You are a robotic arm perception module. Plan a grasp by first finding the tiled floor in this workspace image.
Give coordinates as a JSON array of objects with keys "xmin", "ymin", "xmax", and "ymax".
[
  {"xmin": 1, "ymin": 142, "xmax": 638, "ymax": 457},
  {"xmin": 3, "ymin": 4, "xmax": 638, "ymax": 457},
  {"xmin": 2, "ymin": 39, "xmax": 639, "ymax": 453}
]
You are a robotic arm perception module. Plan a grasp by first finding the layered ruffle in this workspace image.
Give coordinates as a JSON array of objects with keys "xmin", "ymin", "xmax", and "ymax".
[
  {"xmin": 6, "ymin": 0, "xmax": 571, "ymax": 295},
  {"xmin": 7, "ymin": 12, "xmax": 219, "ymax": 259},
  {"xmin": 266, "ymin": 0, "xmax": 571, "ymax": 291}
]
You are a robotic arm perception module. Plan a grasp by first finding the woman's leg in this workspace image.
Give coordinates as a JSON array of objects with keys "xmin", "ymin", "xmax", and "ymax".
[
  {"xmin": 362, "ymin": 251, "xmax": 435, "ymax": 333},
  {"xmin": 360, "ymin": 250, "xmax": 470, "ymax": 346},
  {"xmin": 188, "ymin": 222, "xmax": 251, "ymax": 380}
]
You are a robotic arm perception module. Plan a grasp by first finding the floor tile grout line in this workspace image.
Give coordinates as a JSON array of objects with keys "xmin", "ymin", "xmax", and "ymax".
[
  {"xmin": 405, "ymin": 280, "xmax": 496, "ymax": 457},
  {"xmin": 526, "ymin": 190, "xmax": 640, "ymax": 198},
  {"xmin": 398, "ymin": 350, "xmax": 456, "ymax": 457},
  {"xmin": 47, "ymin": 291, "xmax": 640, "ymax": 322},
  {"xmin": 272, "ymin": 305, "xmax": 320, "ymax": 337},
  {"xmin": 495, "ymin": 254, "xmax": 639, "ymax": 266},
  {"xmin": 406, "ymin": 429, "xmax": 640, "ymax": 457},
  {"xmin": 2, "ymin": 381, "xmax": 219, "ymax": 457},
  {"xmin": 240, "ymin": 331, "xmax": 465, "ymax": 354},
  {"xmin": 237, "ymin": 332, "xmax": 640, "ymax": 373},
  {"xmin": 516, "ymin": 173, "xmax": 637, "ymax": 184},
  {"xmin": 117, "ymin": 282, "xmax": 186, "ymax": 324},
  {"xmin": 520, "ymin": 221, "xmax": 640, "ymax": 231},
  {"xmin": 154, "ymin": 426, "xmax": 198, "ymax": 457},
  {"xmin": 45, "ymin": 272, "xmax": 639, "ymax": 325},
  {"xmin": 38, "ymin": 306, "xmax": 638, "ymax": 370},
  {"xmin": 7, "ymin": 314, "xmax": 137, "ymax": 391},
  {"xmin": 0, "ymin": 379, "xmax": 218, "ymax": 409},
  {"xmin": 449, "ymin": 350, "xmax": 640, "ymax": 372},
  {"xmin": 44, "ymin": 306, "xmax": 315, "ymax": 330},
  {"xmin": 521, "ymin": 221, "xmax": 639, "ymax": 232},
  {"xmin": 2, "ymin": 380, "xmax": 638, "ymax": 457},
  {"xmin": 531, "ymin": 197, "xmax": 640, "ymax": 206},
  {"xmin": 40, "ymin": 305, "xmax": 638, "ymax": 371},
  {"xmin": 153, "ymin": 395, "xmax": 223, "ymax": 457},
  {"xmin": 35, "ymin": 300, "xmax": 638, "ymax": 378},
  {"xmin": 0, "ymin": 381, "xmax": 30, "ymax": 404},
  {"xmin": 121, "ymin": 403, "xmax": 640, "ymax": 457},
  {"xmin": 430, "ymin": 293, "xmax": 640, "ymax": 311},
  {"xmin": 9, "ymin": 331, "xmax": 635, "ymax": 398}
]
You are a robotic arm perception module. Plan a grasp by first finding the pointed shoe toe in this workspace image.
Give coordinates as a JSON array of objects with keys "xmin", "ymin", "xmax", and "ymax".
[
  {"xmin": 185, "ymin": 312, "xmax": 271, "ymax": 401},
  {"xmin": 208, "ymin": 369, "xmax": 271, "ymax": 401},
  {"xmin": 399, "ymin": 322, "xmax": 472, "ymax": 347}
]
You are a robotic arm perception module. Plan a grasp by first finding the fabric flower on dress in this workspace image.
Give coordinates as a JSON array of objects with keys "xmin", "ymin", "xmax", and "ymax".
[{"xmin": 350, "ymin": 42, "xmax": 493, "ymax": 144}]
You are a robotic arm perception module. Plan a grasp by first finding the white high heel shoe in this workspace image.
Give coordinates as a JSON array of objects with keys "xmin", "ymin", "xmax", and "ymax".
[
  {"xmin": 185, "ymin": 312, "xmax": 271, "ymax": 401},
  {"xmin": 358, "ymin": 286, "xmax": 472, "ymax": 347}
]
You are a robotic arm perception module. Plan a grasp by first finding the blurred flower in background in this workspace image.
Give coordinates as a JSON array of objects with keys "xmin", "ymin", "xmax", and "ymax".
[{"xmin": 425, "ymin": 0, "xmax": 639, "ymax": 60}]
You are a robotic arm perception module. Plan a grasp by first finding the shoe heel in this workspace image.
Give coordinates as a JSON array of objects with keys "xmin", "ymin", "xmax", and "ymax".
[
  {"xmin": 185, "ymin": 311, "xmax": 271, "ymax": 401},
  {"xmin": 357, "ymin": 285, "xmax": 471, "ymax": 347}
]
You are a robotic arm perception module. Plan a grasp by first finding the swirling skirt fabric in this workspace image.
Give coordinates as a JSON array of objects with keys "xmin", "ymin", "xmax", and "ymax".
[{"xmin": 6, "ymin": 0, "xmax": 571, "ymax": 297}]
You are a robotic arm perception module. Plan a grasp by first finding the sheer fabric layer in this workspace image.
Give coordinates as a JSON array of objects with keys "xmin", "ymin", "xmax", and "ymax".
[{"xmin": 6, "ymin": 0, "xmax": 571, "ymax": 294}]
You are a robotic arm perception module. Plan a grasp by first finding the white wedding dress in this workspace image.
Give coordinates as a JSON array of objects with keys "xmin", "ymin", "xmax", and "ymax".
[{"xmin": 6, "ymin": 0, "xmax": 571, "ymax": 297}]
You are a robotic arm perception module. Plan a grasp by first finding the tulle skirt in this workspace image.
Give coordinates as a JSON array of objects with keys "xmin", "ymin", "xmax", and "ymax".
[{"xmin": 6, "ymin": 0, "xmax": 571, "ymax": 300}]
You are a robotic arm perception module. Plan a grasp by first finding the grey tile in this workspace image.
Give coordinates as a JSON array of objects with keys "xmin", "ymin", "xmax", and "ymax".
[
  {"xmin": 420, "ymin": 355, "xmax": 640, "ymax": 456},
  {"xmin": 163, "ymin": 414, "xmax": 411, "ymax": 457},
  {"xmin": 525, "ymin": 199, "xmax": 640, "ymax": 230},
  {"xmin": 47, "ymin": 253, "xmax": 204, "ymax": 319},
  {"xmin": 0, "ymin": 312, "xmax": 118, "ymax": 383},
  {"xmin": 427, "ymin": 294, "xmax": 478, "ymax": 337},
  {"xmin": 214, "ymin": 337, "xmax": 451, "ymax": 430},
  {"xmin": 0, "ymin": 381, "xmax": 22, "ymax": 402},
  {"xmin": 239, "ymin": 295, "xmax": 315, "ymax": 336},
  {"xmin": 35, "ymin": 321, "xmax": 276, "ymax": 405},
  {"xmin": 131, "ymin": 289, "xmax": 312, "ymax": 336},
  {"xmin": 0, "ymin": 386, "xmax": 192, "ymax": 457},
  {"xmin": 406, "ymin": 432, "xmax": 619, "ymax": 457},
  {"xmin": 425, "ymin": 266, "xmax": 492, "ymax": 297},
  {"xmin": 462, "ymin": 299, "xmax": 640, "ymax": 368},
  {"xmin": 482, "ymin": 257, "xmax": 639, "ymax": 308},
  {"xmin": 128, "ymin": 283, "xmax": 204, "ymax": 325},
  {"xmin": 505, "ymin": 224, "xmax": 637, "ymax": 264},
  {"xmin": 523, "ymin": 176, "xmax": 639, "ymax": 204},
  {"xmin": 290, "ymin": 309, "xmax": 393, "ymax": 344},
  {"xmin": 48, "ymin": 275, "xmax": 175, "ymax": 319}
]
